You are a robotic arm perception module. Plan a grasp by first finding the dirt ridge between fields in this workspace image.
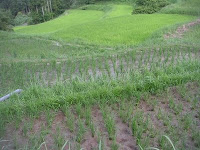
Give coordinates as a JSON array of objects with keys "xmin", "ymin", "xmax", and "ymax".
[{"xmin": 164, "ymin": 18, "xmax": 200, "ymax": 39}]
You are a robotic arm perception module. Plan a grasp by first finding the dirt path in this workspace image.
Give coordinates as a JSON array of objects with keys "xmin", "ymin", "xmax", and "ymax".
[{"xmin": 164, "ymin": 18, "xmax": 200, "ymax": 39}]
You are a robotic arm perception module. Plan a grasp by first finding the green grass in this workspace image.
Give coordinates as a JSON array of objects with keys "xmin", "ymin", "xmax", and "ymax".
[{"xmin": 14, "ymin": 4, "xmax": 195, "ymax": 45}]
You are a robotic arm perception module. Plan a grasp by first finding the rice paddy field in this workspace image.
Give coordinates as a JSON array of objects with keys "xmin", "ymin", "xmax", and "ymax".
[
  {"xmin": 14, "ymin": 4, "xmax": 195, "ymax": 45},
  {"xmin": 0, "ymin": 0, "xmax": 200, "ymax": 150}
]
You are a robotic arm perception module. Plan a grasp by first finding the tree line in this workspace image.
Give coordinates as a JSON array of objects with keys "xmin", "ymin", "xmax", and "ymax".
[
  {"xmin": 0, "ymin": 0, "xmax": 117, "ymax": 30},
  {"xmin": 0, "ymin": 0, "xmax": 75, "ymax": 25}
]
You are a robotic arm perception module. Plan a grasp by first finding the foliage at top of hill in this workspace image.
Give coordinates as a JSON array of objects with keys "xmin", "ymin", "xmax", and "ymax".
[{"xmin": 0, "ymin": 9, "xmax": 13, "ymax": 31}]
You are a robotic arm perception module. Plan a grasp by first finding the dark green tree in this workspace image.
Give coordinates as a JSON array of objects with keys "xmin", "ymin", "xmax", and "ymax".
[{"xmin": 0, "ymin": 9, "xmax": 13, "ymax": 31}]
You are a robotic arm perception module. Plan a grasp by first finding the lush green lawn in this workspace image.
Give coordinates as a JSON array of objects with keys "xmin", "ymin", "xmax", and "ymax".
[{"xmin": 14, "ymin": 4, "xmax": 196, "ymax": 45}]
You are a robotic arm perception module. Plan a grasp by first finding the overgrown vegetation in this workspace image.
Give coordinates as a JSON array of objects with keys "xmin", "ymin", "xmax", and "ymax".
[{"xmin": 14, "ymin": 12, "xmax": 32, "ymax": 26}]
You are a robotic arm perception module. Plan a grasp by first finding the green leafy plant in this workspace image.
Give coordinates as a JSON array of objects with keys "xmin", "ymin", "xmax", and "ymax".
[{"xmin": 76, "ymin": 118, "xmax": 86, "ymax": 143}]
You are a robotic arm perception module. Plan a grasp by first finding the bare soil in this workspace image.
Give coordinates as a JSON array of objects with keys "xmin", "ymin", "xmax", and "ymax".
[{"xmin": 113, "ymin": 113, "xmax": 137, "ymax": 150}]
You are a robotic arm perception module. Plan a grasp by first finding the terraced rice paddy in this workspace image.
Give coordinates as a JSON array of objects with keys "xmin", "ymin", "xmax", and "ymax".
[
  {"xmin": 0, "ymin": 1, "xmax": 200, "ymax": 150},
  {"xmin": 0, "ymin": 44, "xmax": 199, "ymax": 89},
  {"xmin": 14, "ymin": 4, "xmax": 196, "ymax": 45},
  {"xmin": 1, "ymin": 82, "xmax": 199, "ymax": 149}
]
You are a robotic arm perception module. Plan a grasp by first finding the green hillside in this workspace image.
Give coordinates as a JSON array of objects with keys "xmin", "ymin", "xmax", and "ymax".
[{"xmin": 14, "ymin": 4, "xmax": 195, "ymax": 45}]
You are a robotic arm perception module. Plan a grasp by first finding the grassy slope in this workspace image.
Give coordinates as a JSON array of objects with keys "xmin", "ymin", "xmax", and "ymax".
[
  {"xmin": 160, "ymin": 0, "xmax": 200, "ymax": 16},
  {"xmin": 14, "ymin": 4, "xmax": 195, "ymax": 45}
]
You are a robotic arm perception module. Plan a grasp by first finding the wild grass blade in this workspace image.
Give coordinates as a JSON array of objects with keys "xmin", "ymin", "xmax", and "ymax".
[
  {"xmin": 37, "ymin": 142, "xmax": 47, "ymax": 150},
  {"xmin": 163, "ymin": 135, "xmax": 176, "ymax": 150},
  {"xmin": 61, "ymin": 141, "xmax": 69, "ymax": 150}
]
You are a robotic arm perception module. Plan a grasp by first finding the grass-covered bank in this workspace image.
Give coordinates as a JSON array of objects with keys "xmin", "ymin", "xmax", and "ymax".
[{"xmin": 160, "ymin": 0, "xmax": 200, "ymax": 16}]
